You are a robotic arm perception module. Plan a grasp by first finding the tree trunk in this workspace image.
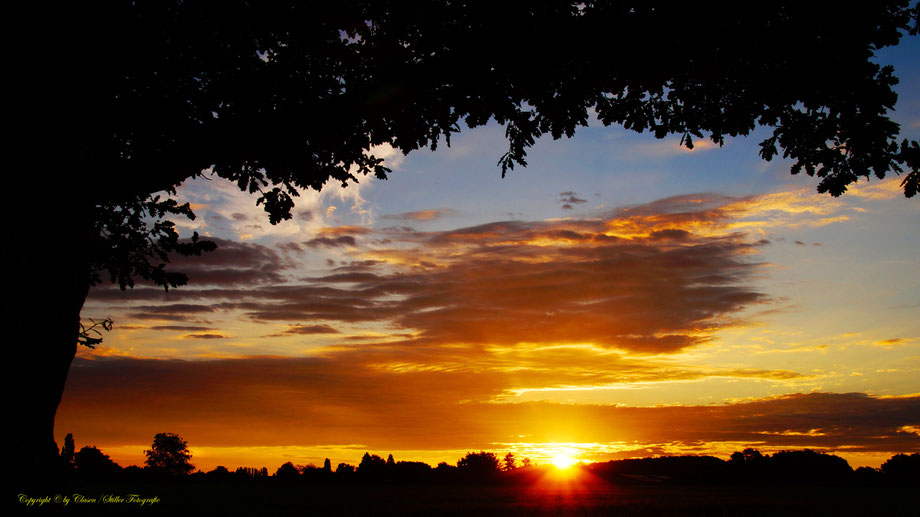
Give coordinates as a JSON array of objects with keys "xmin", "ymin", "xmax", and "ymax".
[{"xmin": 9, "ymin": 208, "xmax": 91, "ymax": 481}]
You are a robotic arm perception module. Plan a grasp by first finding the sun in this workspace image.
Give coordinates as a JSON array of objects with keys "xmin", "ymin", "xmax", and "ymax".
[{"xmin": 551, "ymin": 454, "xmax": 576, "ymax": 469}]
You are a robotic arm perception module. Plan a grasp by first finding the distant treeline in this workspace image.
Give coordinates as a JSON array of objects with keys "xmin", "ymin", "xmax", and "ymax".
[
  {"xmin": 54, "ymin": 434, "xmax": 919, "ymax": 487},
  {"xmin": 586, "ymin": 449, "xmax": 919, "ymax": 486}
]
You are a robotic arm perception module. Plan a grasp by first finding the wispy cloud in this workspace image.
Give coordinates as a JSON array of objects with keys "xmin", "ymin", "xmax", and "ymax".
[{"xmin": 383, "ymin": 209, "xmax": 458, "ymax": 221}]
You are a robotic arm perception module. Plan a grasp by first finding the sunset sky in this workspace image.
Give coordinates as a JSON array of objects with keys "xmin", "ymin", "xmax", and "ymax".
[{"xmin": 59, "ymin": 36, "xmax": 919, "ymax": 472}]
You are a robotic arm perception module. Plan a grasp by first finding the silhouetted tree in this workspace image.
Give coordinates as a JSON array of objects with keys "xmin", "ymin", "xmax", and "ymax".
[
  {"xmin": 323, "ymin": 458, "xmax": 332, "ymax": 473},
  {"xmin": 60, "ymin": 433, "xmax": 75, "ymax": 467},
  {"xmin": 729, "ymin": 448, "xmax": 768, "ymax": 479},
  {"xmin": 275, "ymin": 461, "xmax": 301, "ymax": 480},
  {"xmin": 16, "ymin": 0, "xmax": 920, "ymax": 477},
  {"xmin": 503, "ymin": 452, "xmax": 516, "ymax": 471},
  {"xmin": 435, "ymin": 461, "xmax": 459, "ymax": 481},
  {"xmin": 521, "ymin": 457, "xmax": 532, "ymax": 468},
  {"xmin": 74, "ymin": 446, "xmax": 122, "ymax": 478},
  {"xmin": 457, "ymin": 451, "xmax": 501, "ymax": 477},
  {"xmin": 767, "ymin": 449, "xmax": 852, "ymax": 483},
  {"xmin": 589, "ymin": 455, "xmax": 728, "ymax": 482},
  {"xmin": 742, "ymin": 449, "xmax": 765, "ymax": 463},
  {"xmin": 302, "ymin": 463, "xmax": 332, "ymax": 482},
  {"xmin": 144, "ymin": 432, "xmax": 194, "ymax": 476},
  {"xmin": 207, "ymin": 465, "xmax": 232, "ymax": 481},
  {"xmin": 358, "ymin": 453, "xmax": 388, "ymax": 479},
  {"xmin": 394, "ymin": 461, "xmax": 434, "ymax": 482},
  {"xmin": 854, "ymin": 465, "xmax": 884, "ymax": 485},
  {"xmin": 234, "ymin": 466, "xmax": 268, "ymax": 479},
  {"xmin": 880, "ymin": 452, "xmax": 920, "ymax": 482}
]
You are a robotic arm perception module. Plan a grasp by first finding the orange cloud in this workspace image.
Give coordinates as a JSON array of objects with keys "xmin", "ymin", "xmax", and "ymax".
[
  {"xmin": 182, "ymin": 333, "xmax": 229, "ymax": 340},
  {"xmin": 317, "ymin": 225, "xmax": 374, "ymax": 236},
  {"xmin": 57, "ymin": 355, "xmax": 920, "ymax": 468},
  {"xmin": 383, "ymin": 209, "xmax": 458, "ymax": 221},
  {"xmin": 87, "ymin": 193, "xmax": 775, "ymax": 356}
]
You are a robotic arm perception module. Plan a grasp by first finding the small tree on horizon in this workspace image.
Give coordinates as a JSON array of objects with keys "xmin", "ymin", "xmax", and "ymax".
[
  {"xmin": 144, "ymin": 432, "xmax": 194, "ymax": 476},
  {"xmin": 503, "ymin": 452, "xmax": 516, "ymax": 471},
  {"xmin": 60, "ymin": 433, "xmax": 75, "ymax": 466}
]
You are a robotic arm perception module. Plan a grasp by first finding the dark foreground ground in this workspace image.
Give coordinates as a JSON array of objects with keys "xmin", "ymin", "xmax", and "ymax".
[{"xmin": 15, "ymin": 481, "xmax": 918, "ymax": 516}]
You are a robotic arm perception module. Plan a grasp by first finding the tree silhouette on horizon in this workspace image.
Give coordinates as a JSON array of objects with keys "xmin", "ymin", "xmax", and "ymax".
[
  {"xmin": 503, "ymin": 452, "xmax": 517, "ymax": 471},
  {"xmin": 74, "ymin": 446, "xmax": 122, "ymax": 479},
  {"xmin": 12, "ymin": 0, "xmax": 919, "ymax": 478},
  {"xmin": 60, "ymin": 433, "xmax": 75, "ymax": 468},
  {"xmin": 457, "ymin": 451, "xmax": 501, "ymax": 476},
  {"xmin": 144, "ymin": 433, "xmax": 195, "ymax": 476},
  {"xmin": 37, "ymin": 439, "xmax": 920, "ymax": 488}
]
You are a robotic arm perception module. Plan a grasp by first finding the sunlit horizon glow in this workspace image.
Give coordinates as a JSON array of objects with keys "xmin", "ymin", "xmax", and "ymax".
[
  {"xmin": 95, "ymin": 438, "xmax": 906, "ymax": 474},
  {"xmin": 58, "ymin": 37, "xmax": 920, "ymax": 476}
]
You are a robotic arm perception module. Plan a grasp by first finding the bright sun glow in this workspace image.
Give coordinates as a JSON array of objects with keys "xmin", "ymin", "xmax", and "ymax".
[{"xmin": 551, "ymin": 454, "xmax": 576, "ymax": 469}]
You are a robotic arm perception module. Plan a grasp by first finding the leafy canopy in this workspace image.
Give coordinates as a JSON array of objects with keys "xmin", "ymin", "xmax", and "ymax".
[{"xmin": 36, "ymin": 1, "xmax": 920, "ymax": 300}]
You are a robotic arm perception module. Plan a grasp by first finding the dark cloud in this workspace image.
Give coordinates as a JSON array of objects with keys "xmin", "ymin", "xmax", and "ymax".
[
  {"xmin": 304, "ymin": 235, "xmax": 357, "ymax": 248},
  {"xmin": 875, "ymin": 338, "xmax": 908, "ymax": 346},
  {"xmin": 128, "ymin": 303, "xmax": 217, "ymax": 321},
  {"xmin": 152, "ymin": 325, "xmax": 215, "ymax": 332},
  {"xmin": 83, "ymin": 238, "xmax": 291, "ymax": 299},
  {"xmin": 265, "ymin": 324, "xmax": 340, "ymax": 337},
  {"xmin": 88, "ymin": 194, "xmax": 769, "ymax": 355},
  {"xmin": 276, "ymin": 242, "xmax": 303, "ymax": 253},
  {"xmin": 182, "ymin": 333, "xmax": 228, "ymax": 340},
  {"xmin": 301, "ymin": 225, "xmax": 376, "ymax": 249},
  {"xmin": 166, "ymin": 237, "xmax": 289, "ymax": 286},
  {"xmin": 649, "ymin": 229, "xmax": 692, "ymax": 241},
  {"xmin": 428, "ymin": 221, "xmax": 540, "ymax": 244},
  {"xmin": 613, "ymin": 193, "xmax": 742, "ymax": 219},
  {"xmin": 559, "ymin": 191, "xmax": 587, "ymax": 210},
  {"xmin": 116, "ymin": 325, "xmax": 216, "ymax": 332},
  {"xmin": 231, "ymin": 213, "xmax": 248, "ymax": 221},
  {"xmin": 308, "ymin": 272, "xmax": 386, "ymax": 283}
]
